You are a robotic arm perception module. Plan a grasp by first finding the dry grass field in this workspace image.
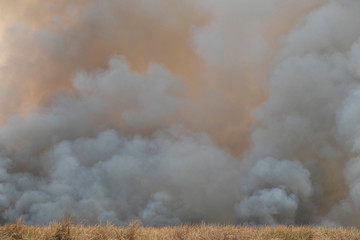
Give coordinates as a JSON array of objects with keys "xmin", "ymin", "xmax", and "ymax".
[{"xmin": 0, "ymin": 219, "xmax": 360, "ymax": 240}]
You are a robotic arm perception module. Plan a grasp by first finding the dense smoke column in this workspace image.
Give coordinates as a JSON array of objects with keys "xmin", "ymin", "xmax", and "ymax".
[{"xmin": 239, "ymin": 1, "xmax": 360, "ymax": 226}]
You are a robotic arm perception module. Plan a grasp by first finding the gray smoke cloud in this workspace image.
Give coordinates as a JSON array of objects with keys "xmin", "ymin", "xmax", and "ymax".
[
  {"xmin": 0, "ymin": 56, "xmax": 242, "ymax": 225},
  {"xmin": 2, "ymin": 0, "xmax": 360, "ymax": 227}
]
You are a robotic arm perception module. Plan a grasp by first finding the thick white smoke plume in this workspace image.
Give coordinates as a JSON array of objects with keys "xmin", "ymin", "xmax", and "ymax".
[{"xmin": 2, "ymin": 0, "xmax": 360, "ymax": 226}]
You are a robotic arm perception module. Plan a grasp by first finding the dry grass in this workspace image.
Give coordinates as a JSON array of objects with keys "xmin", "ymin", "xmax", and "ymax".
[{"xmin": 0, "ymin": 219, "xmax": 359, "ymax": 240}]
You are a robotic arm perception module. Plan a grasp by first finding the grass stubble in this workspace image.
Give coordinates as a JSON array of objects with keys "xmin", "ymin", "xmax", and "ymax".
[{"xmin": 0, "ymin": 218, "xmax": 359, "ymax": 240}]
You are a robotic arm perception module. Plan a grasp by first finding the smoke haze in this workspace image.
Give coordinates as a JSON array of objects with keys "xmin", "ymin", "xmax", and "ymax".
[{"xmin": 1, "ymin": 0, "xmax": 360, "ymax": 226}]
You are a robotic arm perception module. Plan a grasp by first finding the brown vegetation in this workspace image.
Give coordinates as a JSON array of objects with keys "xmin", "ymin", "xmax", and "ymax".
[{"xmin": 0, "ymin": 219, "xmax": 359, "ymax": 240}]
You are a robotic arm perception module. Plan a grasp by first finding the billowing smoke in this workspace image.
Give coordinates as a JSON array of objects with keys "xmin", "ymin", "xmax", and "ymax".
[{"xmin": 2, "ymin": 0, "xmax": 360, "ymax": 226}]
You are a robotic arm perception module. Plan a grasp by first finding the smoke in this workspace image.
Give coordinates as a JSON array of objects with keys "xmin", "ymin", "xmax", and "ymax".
[
  {"xmin": 2, "ymin": 0, "xmax": 360, "ymax": 227},
  {"xmin": 236, "ymin": 157, "xmax": 313, "ymax": 225}
]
